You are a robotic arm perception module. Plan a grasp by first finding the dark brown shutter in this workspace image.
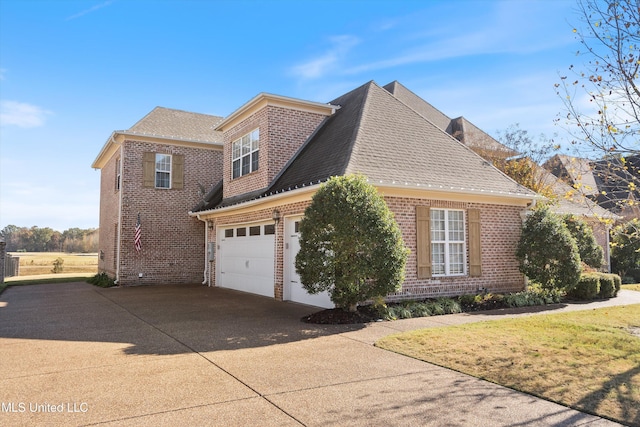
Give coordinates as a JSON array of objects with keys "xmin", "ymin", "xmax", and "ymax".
[
  {"xmin": 468, "ymin": 208, "xmax": 482, "ymax": 277},
  {"xmin": 142, "ymin": 152, "xmax": 155, "ymax": 188},
  {"xmin": 172, "ymin": 154, "xmax": 184, "ymax": 189},
  {"xmin": 416, "ymin": 206, "xmax": 432, "ymax": 279}
]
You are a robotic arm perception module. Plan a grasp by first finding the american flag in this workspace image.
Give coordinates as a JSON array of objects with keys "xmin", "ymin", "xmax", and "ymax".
[{"xmin": 134, "ymin": 213, "xmax": 142, "ymax": 252}]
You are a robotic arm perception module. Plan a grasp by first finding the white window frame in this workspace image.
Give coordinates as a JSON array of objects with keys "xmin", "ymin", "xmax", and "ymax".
[
  {"xmin": 430, "ymin": 208, "xmax": 466, "ymax": 276},
  {"xmin": 155, "ymin": 153, "xmax": 172, "ymax": 189},
  {"xmin": 232, "ymin": 128, "xmax": 259, "ymax": 179}
]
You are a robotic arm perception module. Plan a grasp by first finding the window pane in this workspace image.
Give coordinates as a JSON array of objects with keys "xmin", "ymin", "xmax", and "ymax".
[
  {"xmin": 249, "ymin": 226, "xmax": 261, "ymax": 236},
  {"xmin": 232, "ymin": 159, "xmax": 241, "ymax": 179},
  {"xmin": 264, "ymin": 224, "xmax": 275, "ymax": 235},
  {"xmin": 449, "ymin": 243, "xmax": 464, "ymax": 274},
  {"xmin": 156, "ymin": 171, "xmax": 170, "ymax": 188},
  {"xmin": 431, "ymin": 242, "xmax": 445, "ymax": 275},
  {"xmin": 156, "ymin": 154, "xmax": 171, "ymax": 172},
  {"xmin": 241, "ymin": 154, "xmax": 251, "ymax": 175},
  {"xmin": 448, "ymin": 211, "xmax": 464, "ymax": 241},
  {"xmin": 251, "ymin": 151, "xmax": 259, "ymax": 172},
  {"xmin": 242, "ymin": 135, "xmax": 250, "ymax": 154},
  {"xmin": 251, "ymin": 129, "xmax": 259, "ymax": 150},
  {"xmin": 236, "ymin": 227, "xmax": 246, "ymax": 237},
  {"xmin": 225, "ymin": 229, "xmax": 234, "ymax": 238},
  {"xmin": 431, "ymin": 209, "xmax": 445, "ymax": 241},
  {"xmin": 232, "ymin": 141, "xmax": 241, "ymax": 159}
]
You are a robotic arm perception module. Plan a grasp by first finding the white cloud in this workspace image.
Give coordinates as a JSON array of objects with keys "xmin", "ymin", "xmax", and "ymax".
[
  {"xmin": 66, "ymin": 0, "xmax": 114, "ymax": 21},
  {"xmin": 290, "ymin": 35, "xmax": 360, "ymax": 80},
  {"xmin": 0, "ymin": 100, "xmax": 53, "ymax": 128}
]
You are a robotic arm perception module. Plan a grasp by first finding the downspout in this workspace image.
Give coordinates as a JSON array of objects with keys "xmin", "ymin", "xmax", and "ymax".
[
  {"xmin": 115, "ymin": 139, "xmax": 124, "ymax": 284},
  {"xmin": 195, "ymin": 213, "xmax": 209, "ymax": 285}
]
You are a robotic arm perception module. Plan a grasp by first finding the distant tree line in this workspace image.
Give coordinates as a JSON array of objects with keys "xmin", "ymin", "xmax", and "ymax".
[{"xmin": 0, "ymin": 225, "xmax": 99, "ymax": 253}]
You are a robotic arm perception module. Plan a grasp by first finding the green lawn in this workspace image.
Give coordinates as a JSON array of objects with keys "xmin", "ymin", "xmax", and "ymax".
[{"xmin": 377, "ymin": 305, "xmax": 640, "ymax": 425}]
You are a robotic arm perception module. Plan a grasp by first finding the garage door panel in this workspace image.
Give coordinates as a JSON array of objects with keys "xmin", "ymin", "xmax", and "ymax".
[
  {"xmin": 218, "ymin": 225, "xmax": 274, "ymax": 298},
  {"xmin": 285, "ymin": 218, "xmax": 334, "ymax": 309}
]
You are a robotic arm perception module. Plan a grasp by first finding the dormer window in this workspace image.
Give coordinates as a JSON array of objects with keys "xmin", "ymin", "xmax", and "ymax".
[{"xmin": 232, "ymin": 129, "xmax": 259, "ymax": 179}]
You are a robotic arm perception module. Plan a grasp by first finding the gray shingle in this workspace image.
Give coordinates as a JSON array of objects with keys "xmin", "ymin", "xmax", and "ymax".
[
  {"xmin": 273, "ymin": 81, "xmax": 534, "ymax": 197},
  {"xmin": 128, "ymin": 107, "xmax": 223, "ymax": 143}
]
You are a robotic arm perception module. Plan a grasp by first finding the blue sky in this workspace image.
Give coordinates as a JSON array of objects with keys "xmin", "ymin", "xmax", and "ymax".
[{"xmin": 0, "ymin": 0, "xmax": 582, "ymax": 231}]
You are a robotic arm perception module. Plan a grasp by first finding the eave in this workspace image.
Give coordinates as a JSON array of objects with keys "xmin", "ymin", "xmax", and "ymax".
[
  {"xmin": 215, "ymin": 93, "xmax": 339, "ymax": 132},
  {"xmin": 92, "ymin": 131, "xmax": 223, "ymax": 169}
]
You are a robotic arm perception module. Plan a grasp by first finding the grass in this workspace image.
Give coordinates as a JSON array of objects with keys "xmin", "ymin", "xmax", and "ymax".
[
  {"xmin": 376, "ymin": 304, "xmax": 640, "ymax": 426},
  {"xmin": 622, "ymin": 284, "xmax": 640, "ymax": 292},
  {"xmin": 8, "ymin": 252, "xmax": 98, "ymax": 276}
]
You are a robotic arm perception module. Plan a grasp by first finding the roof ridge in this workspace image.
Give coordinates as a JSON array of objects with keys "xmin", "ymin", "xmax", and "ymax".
[{"xmin": 344, "ymin": 81, "xmax": 376, "ymax": 175}]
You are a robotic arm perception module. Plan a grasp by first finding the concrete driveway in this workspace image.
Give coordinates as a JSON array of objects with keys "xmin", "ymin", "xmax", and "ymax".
[{"xmin": 1, "ymin": 282, "xmax": 631, "ymax": 426}]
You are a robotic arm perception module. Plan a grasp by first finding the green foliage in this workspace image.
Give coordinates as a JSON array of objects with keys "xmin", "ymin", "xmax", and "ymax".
[
  {"xmin": 295, "ymin": 175, "xmax": 409, "ymax": 312},
  {"xmin": 51, "ymin": 257, "xmax": 64, "ymax": 274},
  {"xmin": 611, "ymin": 218, "xmax": 640, "ymax": 278},
  {"xmin": 0, "ymin": 224, "xmax": 98, "ymax": 253},
  {"xmin": 562, "ymin": 215, "xmax": 603, "ymax": 268},
  {"xmin": 87, "ymin": 272, "xmax": 116, "ymax": 288},
  {"xmin": 566, "ymin": 274, "xmax": 600, "ymax": 300},
  {"xmin": 516, "ymin": 205, "xmax": 582, "ymax": 291},
  {"xmin": 597, "ymin": 273, "xmax": 616, "ymax": 299}
]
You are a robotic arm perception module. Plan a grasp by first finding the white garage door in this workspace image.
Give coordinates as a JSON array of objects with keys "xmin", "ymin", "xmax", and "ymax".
[
  {"xmin": 218, "ymin": 223, "xmax": 275, "ymax": 298},
  {"xmin": 285, "ymin": 217, "xmax": 334, "ymax": 309}
]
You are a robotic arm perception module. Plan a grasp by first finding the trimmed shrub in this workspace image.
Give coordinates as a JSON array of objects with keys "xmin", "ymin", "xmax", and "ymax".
[
  {"xmin": 516, "ymin": 205, "xmax": 582, "ymax": 291},
  {"xmin": 296, "ymin": 174, "xmax": 409, "ymax": 312},
  {"xmin": 566, "ymin": 274, "xmax": 600, "ymax": 300},
  {"xmin": 597, "ymin": 274, "xmax": 616, "ymax": 299}
]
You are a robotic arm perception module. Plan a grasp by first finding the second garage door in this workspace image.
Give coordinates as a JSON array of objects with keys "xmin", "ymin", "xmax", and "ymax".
[{"xmin": 218, "ymin": 223, "xmax": 275, "ymax": 298}]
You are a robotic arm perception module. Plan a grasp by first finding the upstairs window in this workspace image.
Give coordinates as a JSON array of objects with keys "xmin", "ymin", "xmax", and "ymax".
[
  {"xmin": 232, "ymin": 129, "xmax": 259, "ymax": 179},
  {"xmin": 142, "ymin": 152, "xmax": 184, "ymax": 189},
  {"xmin": 155, "ymin": 154, "xmax": 171, "ymax": 188}
]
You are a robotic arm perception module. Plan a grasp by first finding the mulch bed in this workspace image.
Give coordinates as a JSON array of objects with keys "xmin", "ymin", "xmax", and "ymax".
[{"xmin": 302, "ymin": 297, "xmax": 513, "ymax": 324}]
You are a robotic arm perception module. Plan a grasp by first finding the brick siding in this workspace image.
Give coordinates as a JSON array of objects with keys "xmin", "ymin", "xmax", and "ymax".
[
  {"xmin": 204, "ymin": 192, "xmax": 527, "ymax": 302},
  {"xmin": 98, "ymin": 139, "xmax": 222, "ymax": 285},
  {"xmin": 222, "ymin": 106, "xmax": 327, "ymax": 199}
]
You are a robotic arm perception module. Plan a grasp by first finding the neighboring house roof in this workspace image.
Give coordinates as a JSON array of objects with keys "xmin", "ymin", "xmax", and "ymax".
[
  {"xmin": 92, "ymin": 107, "xmax": 224, "ymax": 169},
  {"xmin": 536, "ymin": 165, "xmax": 619, "ymax": 220},
  {"xmin": 128, "ymin": 106, "xmax": 224, "ymax": 144},
  {"xmin": 544, "ymin": 153, "xmax": 640, "ymax": 215},
  {"xmin": 194, "ymin": 81, "xmax": 537, "ymax": 213}
]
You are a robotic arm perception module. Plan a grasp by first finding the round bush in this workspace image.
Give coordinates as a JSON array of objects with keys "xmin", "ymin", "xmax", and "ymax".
[
  {"xmin": 567, "ymin": 274, "xmax": 600, "ymax": 300},
  {"xmin": 516, "ymin": 205, "xmax": 582, "ymax": 291}
]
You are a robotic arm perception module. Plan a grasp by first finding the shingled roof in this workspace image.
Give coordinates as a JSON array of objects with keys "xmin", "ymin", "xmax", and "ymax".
[
  {"xmin": 383, "ymin": 81, "xmax": 516, "ymax": 159},
  {"xmin": 194, "ymin": 81, "xmax": 536, "ymax": 212},
  {"xmin": 270, "ymin": 80, "xmax": 534, "ymax": 197},
  {"xmin": 128, "ymin": 107, "xmax": 224, "ymax": 144}
]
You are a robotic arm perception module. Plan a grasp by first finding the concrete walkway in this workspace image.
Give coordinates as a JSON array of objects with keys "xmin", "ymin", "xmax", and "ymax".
[{"xmin": 1, "ymin": 282, "xmax": 638, "ymax": 426}]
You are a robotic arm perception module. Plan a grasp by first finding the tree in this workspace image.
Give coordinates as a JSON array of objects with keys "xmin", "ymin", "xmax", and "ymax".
[
  {"xmin": 516, "ymin": 205, "xmax": 582, "ymax": 291},
  {"xmin": 555, "ymin": 0, "xmax": 639, "ymax": 213},
  {"xmin": 610, "ymin": 218, "xmax": 640, "ymax": 278},
  {"xmin": 478, "ymin": 124, "xmax": 559, "ymax": 198},
  {"xmin": 295, "ymin": 174, "xmax": 409, "ymax": 312},
  {"xmin": 562, "ymin": 214, "xmax": 604, "ymax": 268}
]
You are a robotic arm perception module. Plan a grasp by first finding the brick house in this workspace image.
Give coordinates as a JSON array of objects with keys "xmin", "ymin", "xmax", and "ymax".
[
  {"xmin": 94, "ymin": 80, "xmax": 541, "ymax": 307},
  {"xmin": 92, "ymin": 107, "xmax": 224, "ymax": 285}
]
